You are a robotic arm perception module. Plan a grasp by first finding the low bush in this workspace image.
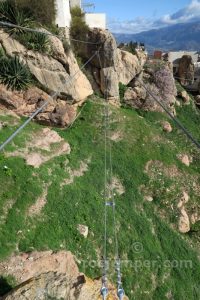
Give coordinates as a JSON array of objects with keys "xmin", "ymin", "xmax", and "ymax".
[
  {"xmin": 0, "ymin": 47, "xmax": 5, "ymax": 59},
  {"xmin": 119, "ymin": 82, "xmax": 127, "ymax": 101},
  {"xmin": 16, "ymin": 0, "xmax": 56, "ymax": 26},
  {"xmin": 0, "ymin": 56, "xmax": 32, "ymax": 90},
  {"xmin": 70, "ymin": 6, "xmax": 89, "ymax": 55},
  {"xmin": 0, "ymin": 275, "xmax": 16, "ymax": 296}
]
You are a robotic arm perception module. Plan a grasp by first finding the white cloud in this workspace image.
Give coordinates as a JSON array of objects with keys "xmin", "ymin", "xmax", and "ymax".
[
  {"xmin": 109, "ymin": 17, "xmax": 156, "ymax": 34},
  {"xmin": 158, "ymin": 0, "xmax": 200, "ymax": 25},
  {"xmin": 108, "ymin": 0, "xmax": 200, "ymax": 33},
  {"xmin": 109, "ymin": 17, "xmax": 157, "ymax": 33}
]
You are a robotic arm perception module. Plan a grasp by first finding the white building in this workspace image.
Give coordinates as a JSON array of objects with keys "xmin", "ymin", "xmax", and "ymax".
[
  {"xmin": 166, "ymin": 51, "xmax": 200, "ymax": 91},
  {"xmin": 55, "ymin": 0, "xmax": 106, "ymax": 29},
  {"xmin": 55, "ymin": 0, "xmax": 71, "ymax": 27},
  {"xmin": 84, "ymin": 13, "xmax": 106, "ymax": 29},
  {"xmin": 70, "ymin": 0, "xmax": 81, "ymax": 8}
]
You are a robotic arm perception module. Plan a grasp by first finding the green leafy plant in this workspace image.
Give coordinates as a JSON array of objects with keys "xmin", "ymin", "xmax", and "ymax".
[
  {"xmin": 70, "ymin": 6, "xmax": 89, "ymax": 55},
  {"xmin": 0, "ymin": 275, "xmax": 16, "ymax": 296},
  {"xmin": 0, "ymin": 56, "xmax": 32, "ymax": 90},
  {"xmin": 0, "ymin": 47, "xmax": 5, "ymax": 59},
  {"xmin": 0, "ymin": 0, "xmax": 34, "ymax": 35},
  {"xmin": 119, "ymin": 82, "xmax": 127, "ymax": 101},
  {"xmin": 17, "ymin": 31, "xmax": 51, "ymax": 54},
  {"xmin": 16, "ymin": 0, "xmax": 56, "ymax": 26}
]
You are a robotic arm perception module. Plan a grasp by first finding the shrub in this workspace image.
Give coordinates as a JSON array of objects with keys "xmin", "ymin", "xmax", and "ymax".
[
  {"xmin": 119, "ymin": 82, "xmax": 127, "ymax": 101},
  {"xmin": 70, "ymin": 6, "xmax": 89, "ymax": 55},
  {"xmin": 0, "ymin": 47, "xmax": 5, "ymax": 59},
  {"xmin": 62, "ymin": 39, "xmax": 71, "ymax": 54},
  {"xmin": 17, "ymin": 31, "xmax": 51, "ymax": 54},
  {"xmin": 0, "ymin": 275, "xmax": 16, "ymax": 296},
  {"xmin": 0, "ymin": 0, "xmax": 33, "ymax": 35},
  {"xmin": 16, "ymin": 0, "xmax": 56, "ymax": 26},
  {"xmin": 71, "ymin": 6, "xmax": 83, "ymax": 18},
  {"xmin": 0, "ymin": 56, "xmax": 32, "ymax": 90}
]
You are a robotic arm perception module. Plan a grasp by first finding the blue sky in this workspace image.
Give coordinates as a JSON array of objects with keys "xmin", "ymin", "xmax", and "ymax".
[{"xmin": 84, "ymin": 0, "xmax": 200, "ymax": 33}]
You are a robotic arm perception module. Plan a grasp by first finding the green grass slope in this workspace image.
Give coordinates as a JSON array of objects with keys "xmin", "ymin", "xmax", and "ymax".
[{"xmin": 0, "ymin": 97, "xmax": 200, "ymax": 299}]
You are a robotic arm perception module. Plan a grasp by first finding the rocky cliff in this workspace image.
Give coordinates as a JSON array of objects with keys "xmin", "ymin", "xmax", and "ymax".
[
  {"xmin": 77, "ymin": 28, "xmax": 147, "ymax": 102},
  {"xmin": 0, "ymin": 23, "xmax": 200, "ymax": 300},
  {"xmin": 0, "ymin": 27, "xmax": 147, "ymax": 126},
  {"xmin": 0, "ymin": 251, "xmax": 128, "ymax": 300}
]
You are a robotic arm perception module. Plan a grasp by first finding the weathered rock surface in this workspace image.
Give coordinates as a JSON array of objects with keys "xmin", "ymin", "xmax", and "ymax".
[
  {"xmin": 178, "ymin": 90, "xmax": 190, "ymax": 104},
  {"xmin": 100, "ymin": 67, "xmax": 119, "ymax": 99},
  {"xmin": 162, "ymin": 121, "xmax": 173, "ymax": 133},
  {"xmin": 177, "ymin": 154, "xmax": 192, "ymax": 167},
  {"xmin": 0, "ymin": 85, "xmax": 76, "ymax": 127},
  {"xmin": 78, "ymin": 28, "xmax": 147, "ymax": 101},
  {"xmin": 116, "ymin": 49, "xmax": 143, "ymax": 85},
  {"xmin": 177, "ymin": 192, "xmax": 190, "ymax": 233},
  {"xmin": 124, "ymin": 65, "xmax": 177, "ymax": 112},
  {"xmin": 195, "ymin": 95, "xmax": 200, "ymax": 106},
  {"xmin": 2, "ymin": 272, "xmax": 126, "ymax": 300},
  {"xmin": 0, "ymin": 251, "xmax": 129, "ymax": 300},
  {"xmin": 178, "ymin": 55, "xmax": 194, "ymax": 86},
  {"xmin": 6, "ymin": 127, "xmax": 71, "ymax": 168},
  {"xmin": 77, "ymin": 224, "xmax": 89, "ymax": 238},
  {"xmin": 0, "ymin": 251, "xmax": 79, "ymax": 284},
  {"xmin": 0, "ymin": 30, "xmax": 93, "ymax": 102}
]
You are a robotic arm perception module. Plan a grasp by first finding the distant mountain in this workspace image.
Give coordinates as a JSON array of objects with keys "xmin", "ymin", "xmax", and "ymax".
[{"xmin": 114, "ymin": 21, "xmax": 200, "ymax": 53}]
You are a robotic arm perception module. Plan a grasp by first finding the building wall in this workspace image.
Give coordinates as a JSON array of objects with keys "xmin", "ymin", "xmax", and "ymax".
[
  {"xmin": 154, "ymin": 51, "xmax": 162, "ymax": 60},
  {"xmin": 168, "ymin": 51, "xmax": 199, "ymax": 64},
  {"xmin": 55, "ymin": 0, "xmax": 71, "ymax": 27},
  {"xmin": 70, "ymin": 0, "xmax": 81, "ymax": 8},
  {"xmin": 84, "ymin": 13, "xmax": 106, "ymax": 29}
]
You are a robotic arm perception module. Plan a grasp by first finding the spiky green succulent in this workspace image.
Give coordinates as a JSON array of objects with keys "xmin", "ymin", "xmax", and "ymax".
[{"xmin": 0, "ymin": 56, "xmax": 32, "ymax": 90}]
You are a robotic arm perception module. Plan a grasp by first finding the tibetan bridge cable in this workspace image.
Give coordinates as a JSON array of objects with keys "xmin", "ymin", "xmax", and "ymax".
[
  {"xmin": 135, "ymin": 77, "xmax": 200, "ymax": 149},
  {"xmin": 97, "ymin": 49, "xmax": 125, "ymax": 300},
  {"xmin": 0, "ymin": 50, "xmax": 99, "ymax": 152}
]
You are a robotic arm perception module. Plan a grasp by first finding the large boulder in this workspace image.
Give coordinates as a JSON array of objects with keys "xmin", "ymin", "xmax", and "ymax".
[
  {"xmin": 77, "ymin": 28, "xmax": 147, "ymax": 101},
  {"xmin": 116, "ymin": 49, "xmax": 144, "ymax": 85},
  {"xmin": 2, "ymin": 272, "xmax": 128, "ymax": 300},
  {"xmin": 1, "ymin": 251, "xmax": 129, "ymax": 300},
  {"xmin": 178, "ymin": 55, "xmax": 194, "ymax": 86},
  {"xmin": 0, "ymin": 30, "xmax": 93, "ymax": 102},
  {"xmin": 100, "ymin": 67, "xmax": 119, "ymax": 99},
  {"xmin": 124, "ymin": 65, "xmax": 177, "ymax": 113}
]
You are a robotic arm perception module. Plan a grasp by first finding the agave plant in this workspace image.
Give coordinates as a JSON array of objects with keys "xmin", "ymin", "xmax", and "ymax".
[
  {"xmin": 0, "ymin": 56, "xmax": 32, "ymax": 90},
  {"xmin": 0, "ymin": 0, "xmax": 34, "ymax": 35},
  {"xmin": 18, "ymin": 31, "xmax": 51, "ymax": 54}
]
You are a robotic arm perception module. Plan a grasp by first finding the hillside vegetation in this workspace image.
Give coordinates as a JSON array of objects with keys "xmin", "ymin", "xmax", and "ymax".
[{"xmin": 0, "ymin": 95, "xmax": 200, "ymax": 299}]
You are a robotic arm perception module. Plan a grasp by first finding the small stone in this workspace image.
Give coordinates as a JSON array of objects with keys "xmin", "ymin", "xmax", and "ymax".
[
  {"xmin": 195, "ymin": 95, "xmax": 200, "ymax": 106},
  {"xmin": 182, "ymin": 191, "xmax": 189, "ymax": 204},
  {"xmin": 177, "ymin": 154, "xmax": 191, "ymax": 167},
  {"xmin": 179, "ymin": 90, "xmax": 190, "ymax": 103},
  {"xmin": 162, "ymin": 121, "xmax": 172, "ymax": 133},
  {"xmin": 77, "ymin": 224, "xmax": 88, "ymax": 238},
  {"xmin": 178, "ymin": 208, "xmax": 190, "ymax": 233},
  {"xmin": 144, "ymin": 195, "xmax": 153, "ymax": 202}
]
